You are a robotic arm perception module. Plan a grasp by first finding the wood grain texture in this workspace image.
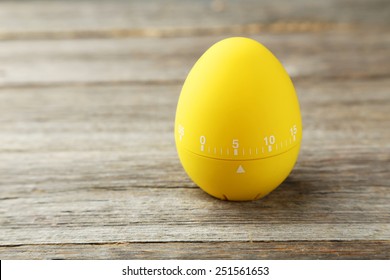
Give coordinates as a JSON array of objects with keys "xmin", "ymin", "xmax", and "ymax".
[
  {"xmin": 1, "ymin": 80, "xmax": 389, "ymax": 249},
  {"xmin": 0, "ymin": 0, "xmax": 390, "ymax": 259},
  {"xmin": 2, "ymin": 241, "xmax": 390, "ymax": 260},
  {"xmin": 0, "ymin": 0, "xmax": 388, "ymax": 37},
  {"xmin": 0, "ymin": 30, "xmax": 389, "ymax": 86}
]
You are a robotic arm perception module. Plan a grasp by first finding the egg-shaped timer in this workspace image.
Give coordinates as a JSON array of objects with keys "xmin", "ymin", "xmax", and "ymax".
[{"xmin": 175, "ymin": 37, "xmax": 302, "ymax": 201}]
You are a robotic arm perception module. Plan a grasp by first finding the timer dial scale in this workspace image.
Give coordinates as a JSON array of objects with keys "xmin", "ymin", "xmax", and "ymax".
[{"xmin": 175, "ymin": 37, "xmax": 302, "ymax": 201}]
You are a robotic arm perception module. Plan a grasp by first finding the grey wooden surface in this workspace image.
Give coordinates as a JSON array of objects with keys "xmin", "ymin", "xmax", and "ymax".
[{"xmin": 0, "ymin": 0, "xmax": 389, "ymax": 259}]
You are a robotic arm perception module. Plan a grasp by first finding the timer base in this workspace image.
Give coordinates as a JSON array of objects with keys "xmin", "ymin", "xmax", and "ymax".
[{"xmin": 177, "ymin": 144, "xmax": 300, "ymax": 201}]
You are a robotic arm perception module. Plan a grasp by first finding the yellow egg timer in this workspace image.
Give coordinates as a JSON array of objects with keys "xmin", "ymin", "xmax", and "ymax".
[{"xmin": 175, "ymin": 37, "xmax": 302, "ymax": 201}]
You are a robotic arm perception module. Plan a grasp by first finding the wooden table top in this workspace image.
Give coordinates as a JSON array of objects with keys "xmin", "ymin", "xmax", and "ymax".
[{"xmin": 0, "ymin": 0, "xmax": 389, "ymax": 259}]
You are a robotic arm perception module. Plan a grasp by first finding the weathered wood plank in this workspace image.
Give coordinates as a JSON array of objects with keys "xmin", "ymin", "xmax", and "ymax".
[
  {"xmin": 0, "ymin": 30, "xmax": 389, "ymax": 86},
  {"xmin": 0, "ymin": 80, "xmax": 388, "ymax": 152},
  {"xmin": 0, "ymin": 0, "xmax": 389, "ymax": 260},
  {"xmin": 1, "ymin": 80, "xmax": 389, "ymax": 247},
  {"xmin": 0, "ymin": 0, "xmax": 388, "ymax": 39},
  {"xmin": 2, "ymin": 241, "xmax": 390, "ymax": 260},
  {"xmin": 1, "ymin": 187, "xmax": 390, "ymax": 244}
]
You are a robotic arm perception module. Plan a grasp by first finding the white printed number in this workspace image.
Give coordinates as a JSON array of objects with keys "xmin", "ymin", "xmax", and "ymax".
[
  {"xmin": 290, "ymin": 124, "xmax": 297, "ymax": 141},
  {"xmin": 264, "ymin": 135, "xmax": 275, "ymax": 146},
  {"xmin": 178, "ymin": 125, "xmax": 185, "ymax": 141},
  {"xmin": 290, "ymin": 125, "xmax": 297, "ymax": 136},
  {"xmin": 232, "ymin": 139, "xmax": 239, "ymax": 149}
]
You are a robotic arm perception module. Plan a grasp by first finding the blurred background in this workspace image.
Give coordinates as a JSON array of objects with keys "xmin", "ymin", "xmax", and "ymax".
[
  {"xmin": 0, "ymin": 0, "xmax": 389, "ymax": 84},
  {"xmin": 0, "ymin": 0, "xmax": 389, "ymax": 259}
]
